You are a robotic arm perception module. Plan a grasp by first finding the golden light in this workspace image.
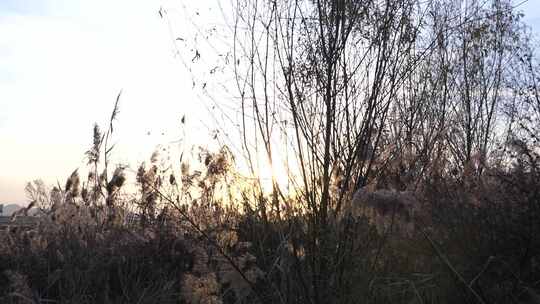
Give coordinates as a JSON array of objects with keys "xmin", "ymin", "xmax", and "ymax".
[{"xmin": 252, "ymin": 149, "xmax": 295, "ymax": 195}]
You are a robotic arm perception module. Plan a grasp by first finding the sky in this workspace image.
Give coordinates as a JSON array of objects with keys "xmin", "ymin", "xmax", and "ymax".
[
  {"xmin": 0, "ymin": 0, "xmax": 221, "ymax": 203},
  {"xmin": 1, "ymin": 0, "xmax": 540, "ymax": 204}
]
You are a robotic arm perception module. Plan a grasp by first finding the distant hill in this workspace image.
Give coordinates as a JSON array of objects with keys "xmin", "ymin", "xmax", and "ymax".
[
  {"xmin": 0, "ymin": 203, "xmax": 22, "ymax": 216},
  {"xmin": 1, "ymin": 203, "xmax": 44, "ymax": 217}
]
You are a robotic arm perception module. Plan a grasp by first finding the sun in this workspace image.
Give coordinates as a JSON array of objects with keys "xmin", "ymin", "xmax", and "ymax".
[
  {"xmin": 252, "ymin": 150, "xmax": 296, "ymax": 195},
  {"xmin": 257, "ymin": 162, "xmax": 291, "ymax": 195}
]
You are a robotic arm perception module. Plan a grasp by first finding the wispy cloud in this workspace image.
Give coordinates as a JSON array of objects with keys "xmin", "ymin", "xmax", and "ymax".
[{"xmin": 0, "ymin": 0, "xmax": 49, "ymax": 16}]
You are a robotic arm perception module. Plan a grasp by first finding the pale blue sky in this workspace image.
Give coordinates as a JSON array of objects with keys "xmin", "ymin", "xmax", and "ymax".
[
  {"xmin": 0, "ymin": 0, "xmax": 222, "ymax": 203},
  {"xmin": 522, "ymin": 0, "xmax": 540, "ymax": 31},
  {"xmin": 0, "ymin": 0, "xmax": 539, "ymax": 203}
]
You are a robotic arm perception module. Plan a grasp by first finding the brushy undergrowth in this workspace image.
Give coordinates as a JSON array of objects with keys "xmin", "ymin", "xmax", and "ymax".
[{"xmin": 1, "ymin": 118, "xmax": 539, "ymax": 304}]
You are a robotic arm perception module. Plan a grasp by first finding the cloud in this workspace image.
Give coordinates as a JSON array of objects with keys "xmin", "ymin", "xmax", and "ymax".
[{"xmin": 0, "ymin": 0, "xmax": 49, "ymax": 16}]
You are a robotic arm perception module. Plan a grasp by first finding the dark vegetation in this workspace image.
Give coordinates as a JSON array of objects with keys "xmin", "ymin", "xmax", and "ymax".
[{"xmin": 1, "ymin": 0, "xmax": 540, "ymax": 303}]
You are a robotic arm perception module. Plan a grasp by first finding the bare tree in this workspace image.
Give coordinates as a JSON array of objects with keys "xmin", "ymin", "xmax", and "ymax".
[
  {"xmin": 160, "ymin": 0, "xmax": 535, "ymax": 302},
  {"xmin": 230, "ymin": 0, "xmax": 428, "ymax": 302}
]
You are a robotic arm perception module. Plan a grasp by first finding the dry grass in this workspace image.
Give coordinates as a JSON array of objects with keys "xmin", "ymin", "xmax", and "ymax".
[{"xmin": 1, "ymin": 109, "xmax": 539, "ymax": 304}]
